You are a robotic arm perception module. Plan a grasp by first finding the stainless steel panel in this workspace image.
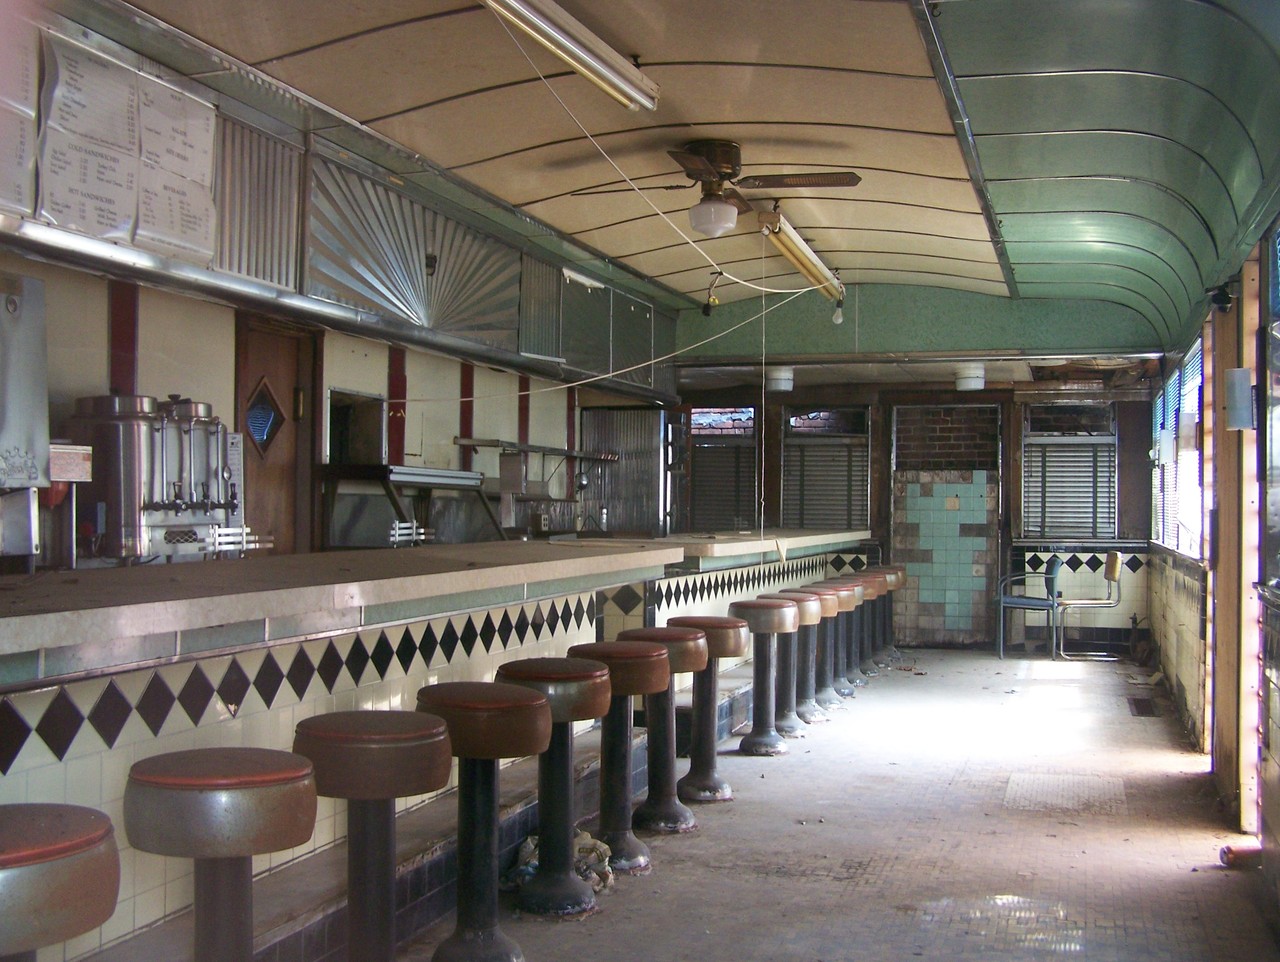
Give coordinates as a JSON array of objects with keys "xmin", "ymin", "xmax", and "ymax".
[
  {"xmin": 518, "ymin": 255, "xmax": 561, "ymax": 360},
  {"xmin": 217, "ymin": 118, "xmax": 302, "ymax": 289},
  {"xmin": 0, "ymin": 273, "xmax": 48, "ymax": 487},
  {"xmin": 563, "ymin": 278, "xmax": 611, "ymax": 375},
  {"xmin": 0, "ymin": 488, "xmax": 39, "ymax": 555},
  {"xmin": 612, "ymin": 293, "xmax": 653, "ymax": 387},
  {"xmin": 429, "ymin": 215, "xmax": 520, "ymax": 353},
  {"xmin": 581, "ymin": 408, "xmax": 666, "ymax": 537},
  {"xmin": 307, "ymin": 155, "xmax": 431, "ymax": 324}
]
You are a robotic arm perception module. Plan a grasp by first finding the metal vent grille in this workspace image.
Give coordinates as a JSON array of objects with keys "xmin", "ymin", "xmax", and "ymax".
[{"xmin": 217, "ymin": 118, "xmax": 301, "ymax": 288}]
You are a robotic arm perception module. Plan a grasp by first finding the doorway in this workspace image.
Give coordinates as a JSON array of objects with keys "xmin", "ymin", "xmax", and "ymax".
[{"xmin": 235, "ymin": 315, "xmax": 316, "ymax": 554}]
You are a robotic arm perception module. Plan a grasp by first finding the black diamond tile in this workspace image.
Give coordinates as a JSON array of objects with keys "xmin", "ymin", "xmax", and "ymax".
[
  {"xmin": 136, "ymin": 673, "xmax": 176, "ymax": 736},
  {"xmin": 497, "ymin": 612, "xmax": 515, "ymax": 648},
  {"xmin": 682, "ymin": 583, "xmax": 693, "ymax": 603},
  {"xmin": 573, "ymin": 599, "xmax": 586, "ymax": 627},
  {"xmin": 611, "ymin": 584, "xmax": 643, "ymax": 615},
  {"xmin": 1065, "ymin": 554, "xmax": 1084, "ymax": 572},
  {"xmin": 831, "ymin": 556, "xmax": 848, "ymax": 572},
  {"xmin": 88, "ymin": 681, "xmax": 131, "ymax": 748},
  {"xmin": 1085, "ymin": 554, "xmax": 1104, "ymax": 572},
  {"xmin": 0, "ymin": 698, "xmax": 30, "ymax": 774},
  {"xmin": 317, "ymin": 642, "xmax": 344, "ymax": 692},
  {"xmin": 663, "ymin": 585, "xmax": 674, "ymax": 606},
  {"xmin": 219, "ymin": 660, "xmax": 252, "ymax": 717},
  {"xmin": 479, "ymin": 614, "xmax": 497, "ymax": 652},
  {"xmin": 439, "ymin": 622, "xmax": 460, "ymax": 663},
  {"xmin": 420, "ymin": 625, "xmax": 439, "ymax": 665},
  {"xmin": 179, "ymin": 667, "xmax": 216, "ymax": 725},
  {"xmin": 586, "ymin": 596, "xmax": 596, "ymax": 622},
  {"xmin": 1027, "ymin": 555, "xmax": 1045, "ymax": 572},
  {"xmin": 35, "ymin": 689, "xmax": 84, "ymax": 761},
  {"xmin": 544, "ymin": 601, "xmax": 560, "ymax": 633},
  {"xmin": 851, "ymin": 557, "xmax": 866, "ymax": 571},
  {"xmin": 398, "ymin": 627, "xmax": 420, "ymax": 672},
  {"xmin": 559, "ymin": 603, "xmax": 573, "ymax": 633},
  {"xmin": 287, "ymin": 649, "xmax": 316, "ymax": 699},
  {"xmin": 514, "ymin": 608, "xmax": 531, "ymax": 644},
  {"xmin": 253, "ymin": 653, "xmax": 285, "ymax": 708},
  {"xmin": 371, "ymin": 632, "xmax": 394, "ymax": 678},
  {"xmin": 1125, "ymin": 555, "xmax": 1144, "ymax": 571},
  {"xmin": 531, "ymin": 605, "xmax": 546, "ymax": 640},
  {"xmin": 346, "ymin": 636, "xmax": 371, "ymax": 685},
  {"xmin": 460, "ymin": 618, "xmax": 479, "ymax": 657}
]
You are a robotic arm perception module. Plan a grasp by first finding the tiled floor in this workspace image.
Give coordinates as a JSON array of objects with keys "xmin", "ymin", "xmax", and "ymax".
[{"xmin": 401, "ymin": 650, "xmax": 1280, "ymax": 962}]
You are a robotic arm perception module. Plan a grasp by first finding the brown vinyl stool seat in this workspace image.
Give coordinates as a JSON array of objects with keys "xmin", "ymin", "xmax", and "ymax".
[
  {"xmin": 728, "ymin": 597, "xmax": 800, "ymax": 756},
  {"xmin": 760, "ymin": 592, "xmax": 821, "ymax": 737},
  {"xmin": 617, "ymin": 627, "xmax": 708, "ymax": 833},
  {"xmin": 293, "ymin": 712, "xmax": 452, "ymax": 962},
  {"xmin": 568, "ymin": 640, "xmax": 670, "ymax": 873},
  {"xmin": 125, "ymin": 747, "xmax": 317, "ymax": 962},
  {"xmin": 416, "ymin": 682, "xmax": 551, "ymax": 962},
  {"xmin": 0, "ymin": 803, "xmax": 120, "ymax": 960},
  {"xmin": 666, "ymin": 616, "xmax": 750, "ymax": 802},
  {"xmin": 495, "ymin": 657, "xmax": 611, "ymax": 916}
]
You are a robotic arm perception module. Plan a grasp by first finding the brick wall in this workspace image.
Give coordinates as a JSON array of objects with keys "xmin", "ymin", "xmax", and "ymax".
[{"xmin": 895, "ymin": 406, "xmax": 999, "ymax": 471}]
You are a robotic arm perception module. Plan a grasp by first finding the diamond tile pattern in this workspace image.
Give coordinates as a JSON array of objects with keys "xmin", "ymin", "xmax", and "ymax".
[{"xmin": 0, "ymin": 589, "xmax": 610, "ymax": 774}]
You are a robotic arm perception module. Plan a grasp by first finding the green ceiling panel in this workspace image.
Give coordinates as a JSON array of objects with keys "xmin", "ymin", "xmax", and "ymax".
[{"xmin": 1011, "ymin": 264, "xmax": 1180, "ymax": 337}]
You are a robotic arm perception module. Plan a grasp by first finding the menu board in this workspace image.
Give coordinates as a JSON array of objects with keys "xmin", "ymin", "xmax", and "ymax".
[
  {"xmin": 36, "ymin": 29, "xmax": 218, "ymax": 265},
  {"xmin": 0, "ymin": 18, "xmax": 38, "ymax": 215}
]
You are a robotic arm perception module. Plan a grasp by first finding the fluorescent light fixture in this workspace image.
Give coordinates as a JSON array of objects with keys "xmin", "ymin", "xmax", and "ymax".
[
  {"xmin": 482, "ymin": 0, "xmax": 660, "ymax": 111},
  {"xmin": 757, "ymin": 211, "xmax": 844, "ymax": 301}
]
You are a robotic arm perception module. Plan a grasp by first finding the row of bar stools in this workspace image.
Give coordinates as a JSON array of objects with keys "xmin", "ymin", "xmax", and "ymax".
[
  {"xmin": 0, "ymin": 803, "xmax": 120, "ymax": 962},
  {"xmin": 811, "ymin": 581, "xmax": 849, "ymax": 709},
  {"xmin": 125, "ymin": 748, "xmax": 318, "ymax": 962},
  {"xmin": 495, "ymin": 656, "xmax": 611, "ymax": 917},
  {"xmin": 417, "ymin": 682, "xmax": 551, "ymax": 962},
  {"xmin": 758, "ymin": 592, "xmax": 812, "ymax": 737},
  {"xmin": 293, "ymin": 711, "xmax": 452, "ymax": 961},
  {"xmin": 568, "ymin": 640, "xmax": 669, "ymax": 875},
  {"xmin": 667, "ymin": 615, "xmax": 751, "ymax": 802},
  {"xmin": 617, "ymin": 627, "xmax": 708, "ymax": 833},
  {"xmin": 818, "ymin": 580, "xmax": 862, "ymax": 696},
  {"xmin": 791, "ymin": 584, "xmax": 839, "ymax": 723},
  {"xmin": 728, "ymin": 597, "xmax": 799, "ymax": 756}
]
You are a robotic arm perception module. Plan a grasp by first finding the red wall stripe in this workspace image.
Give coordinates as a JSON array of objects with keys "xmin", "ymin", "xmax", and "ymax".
[
  {"xmin": 387, "ymin": 347, "xmax": 406, "ymax": 464},
  {"xmin": 517, "ymin": 375, "xmax": 530, "ymax": 446},
  {"xmin": 108, "ymin": 280, "xmax": 138, "ymax": 396},
  {"xmin": 459, "ymin": 363, "xmax": 475, "ymax": 472}
]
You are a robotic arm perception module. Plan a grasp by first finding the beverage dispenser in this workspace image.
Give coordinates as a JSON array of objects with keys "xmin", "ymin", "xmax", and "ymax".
[{"xmin": 69, "ymin": 394, "xmax": 264, "ymax": 560}]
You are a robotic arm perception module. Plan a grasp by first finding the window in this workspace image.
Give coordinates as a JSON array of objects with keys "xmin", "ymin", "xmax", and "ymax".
[
  {"xmin": 1152, "ymin": 342, "xmax": 1203, "ymax": 556},
  {"xmin": 1022, "ymin": 403, "xmax": 1117, "ymax": 539},
  {"xmin": 782, "ymin": 408, "xmax": 870, "ymax": 529},
  {"xmin": 689, "ymin": 408, "xmax": 757, "ymax": 530}
]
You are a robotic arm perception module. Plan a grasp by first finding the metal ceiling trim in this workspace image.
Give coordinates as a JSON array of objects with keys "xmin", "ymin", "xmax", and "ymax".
[{"xmin": 908, "ymin": 0, "xmax": 1019, "ymax": 298}]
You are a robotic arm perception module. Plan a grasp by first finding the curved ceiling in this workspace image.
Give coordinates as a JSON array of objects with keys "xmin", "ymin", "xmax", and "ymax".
[{"xmin": 72, "ymin": 0, "xmax": 1280, "ymax": 354}]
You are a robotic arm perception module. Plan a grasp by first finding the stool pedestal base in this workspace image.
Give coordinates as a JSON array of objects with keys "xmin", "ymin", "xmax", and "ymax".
[{"xmin": 598, "ymin": 694, "xmax": 652, "ymax": 874}]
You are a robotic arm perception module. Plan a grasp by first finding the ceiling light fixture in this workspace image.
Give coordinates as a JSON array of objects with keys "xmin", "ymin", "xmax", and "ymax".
[
  {"xmin": 955, "ymin": 362, "xmax": 985, "ymax": 391},
  {"xmin": 765, "ymin": 366, "xmax": 794, "ymax": 392},
  {"xmin": 689, "ymin": 193, "xmax": 738, "ymax": 238},
  {"xmin": 482, "ymin": 0, "xmax": 660, "ymax": 111},
  {"xmin": 757, "ymin": 210, "xmax": 844, "ymax": 301}
]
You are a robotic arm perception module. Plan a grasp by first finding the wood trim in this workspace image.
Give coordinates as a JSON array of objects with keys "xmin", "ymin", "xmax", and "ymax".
[{"xmin": 108, "ymin": 280, "xmax": 138, "ymax": 396}]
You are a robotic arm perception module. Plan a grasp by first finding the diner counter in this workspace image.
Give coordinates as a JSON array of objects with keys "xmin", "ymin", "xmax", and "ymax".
[
  {"xmin": 551, "ymin": 528, "xmax": 870, "ymax": 570},
  {"xmin": 0, "ymin": 539, "xmax": 684, "ymax": 658}
]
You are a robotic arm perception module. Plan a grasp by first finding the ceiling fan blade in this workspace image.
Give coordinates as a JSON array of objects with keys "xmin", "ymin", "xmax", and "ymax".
[
  {"xmin": 571, "ymin": 182, "xmax": 694, "ymax": 196},
  {"xmin": 735, "ymin": 171, "xmax": 862, "ymax": 190},
  {"xmin": 722, "ymin": 187, "xmax": 754, "ymax": 214},
  {"xmin": 668, "ymin": 149, "xmax": 721, "ymax": 182}
]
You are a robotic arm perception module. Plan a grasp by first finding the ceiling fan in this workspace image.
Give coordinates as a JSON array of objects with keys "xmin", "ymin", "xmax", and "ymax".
[{"xmin": 575, "ymin": 139, "xmax": 862, "ymax": 237}]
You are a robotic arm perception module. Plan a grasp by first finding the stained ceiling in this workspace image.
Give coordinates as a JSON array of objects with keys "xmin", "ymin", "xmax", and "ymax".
[{"xmin": 46, "ymin": 0, "xmax": 1280, "ymax": 369}]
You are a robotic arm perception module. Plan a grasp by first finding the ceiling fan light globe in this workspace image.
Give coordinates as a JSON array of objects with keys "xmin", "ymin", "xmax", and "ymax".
[{"xmin": 689, "ymin": 196, "xmax": 738, "ymax": 237}]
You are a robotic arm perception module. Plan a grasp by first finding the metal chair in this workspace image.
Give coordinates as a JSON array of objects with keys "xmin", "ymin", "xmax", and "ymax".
[
  {"xmin": 1055, "ymin": 551, "xmax": 1124, "ymax": 660},
  {"xmin": 996, "ymin": 555, "xmax": 1062, "ymax": 659}
]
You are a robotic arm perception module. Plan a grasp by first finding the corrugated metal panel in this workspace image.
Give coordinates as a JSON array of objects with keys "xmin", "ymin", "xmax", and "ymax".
[
  {"xmin": 563, "ymin": 277, "xmax": 611, "ymax": 375},
  {"xmin": 691, "ymin": 443, "xmax": 758, "ymax": 531},
  {"xmin": 782, "ymin": 440, "xmax": 870, "ymax": 528},
  {"xmin": 582, "ymin": 409, "xmax": 666, "ymax": 536},
  {"xmin": 429, "ymin": 215, "xmax": 520, "ymax": 353},
  {"xmin": 518, "ymin": 255, "xmax": 561, "ymax": 359},
  {"xmin": 306, "ymin": 155, "xmax": 431, "ymax": 323},
  {"xmin": 612, "ymin": 293, "xmax": 652, "ymax": 387},
  {"xmin": 217, "ymin": 118, "xmax": 301, "ymax": 288}
]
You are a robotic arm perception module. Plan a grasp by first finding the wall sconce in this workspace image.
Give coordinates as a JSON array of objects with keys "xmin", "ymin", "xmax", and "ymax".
[{"xmin": 1224, "ymin": 367, "xmax": 1255, "ymax": 430}]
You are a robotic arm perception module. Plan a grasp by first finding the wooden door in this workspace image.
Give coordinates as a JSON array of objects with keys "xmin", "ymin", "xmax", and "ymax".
[{"xmin": 236, "ymin": 316, "xmax": 311, "ymax": 554}]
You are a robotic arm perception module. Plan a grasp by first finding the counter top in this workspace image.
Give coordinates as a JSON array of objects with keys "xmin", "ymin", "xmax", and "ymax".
[
  {"xmin": 552, "ymin": 529, "xmax": 871, "ymax": 568},
  {"xmin": 0, "ymin": 540, "xmax": 684, "ymax": 656}
]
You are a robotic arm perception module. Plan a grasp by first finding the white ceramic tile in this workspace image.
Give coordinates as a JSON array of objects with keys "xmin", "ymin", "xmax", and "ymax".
[
  {"xmin": 132, "ymin": 849, "xmax": 167, "ymax": 899},
  {"xmin": 64, "ymin": 752, "xmax": 102, "ymax": 804},
  {"xmin": 24, "ymin": 760, "xmax": 66, "ymax": 803},
  {"xmin": 165, "ymin": 873, "xmax": 194, "ymax": 914},
  {"xmin": 99, "ymin": 896, "xmax": 136, "ymax": 946},
  {"xmin": 133, "ymin": 883, "xmax": 166, "ymax": 928},
  {"xmin": 64, "ymin": 924, "xmax": 102, "ymax": 958},
  {"xmin": 62, "ymin": 677, "xmax": 109, "ymax": 715},
  {"xmin": 9, "ymin": 685, "xmax": 59, "ymax": 727},
  {"xmin": 0, "ymin": 772, "xmax": 26, "ymax": 803}
]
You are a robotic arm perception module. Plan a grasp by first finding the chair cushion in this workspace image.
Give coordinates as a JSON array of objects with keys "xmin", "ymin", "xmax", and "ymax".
[
  {"xmin": 728, "ymin": 597, "xmax": 799, "ymax": 634},
  {"xmin": 797, "ymin": 584, "xmax": 840, "ymax": 619},
  {"xmin": 765, "ymin": 591, "xmax": 823, "ymax": 626},
  {"xmin": 416, "ymin": 682, "xmax": 552, "ymax": 760},
  {"xmin": 666, "ymin": 615, "xmax": 750, "ymax": 658},
  {"xmin": 616, "ymin": 626, "xmax": 709, "ymax": 673},
  {"xmin": 294, "ymin": 710, "xmax": 452, "ymax": 800},
  {"xmin": 567, "ymin": 641, "xmax": 670, "ymax": 696},
  {"xmin": 496, "ymin": 657, "xmax": 612, "ymax": 723}
]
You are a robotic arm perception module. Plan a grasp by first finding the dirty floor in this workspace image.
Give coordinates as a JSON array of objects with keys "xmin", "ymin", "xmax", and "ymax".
[{"xmin": 399, "ymin": 650, "xmax": 1280, "ymax": 962}]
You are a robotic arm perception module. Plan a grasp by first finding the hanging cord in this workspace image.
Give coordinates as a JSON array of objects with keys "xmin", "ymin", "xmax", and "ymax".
[
  {"xmin": 758, "ymin": 232, "xmax": 768, "ymax": 538},
  {"xmin": 483, "ymin": 7, "xmax": 824, "ymax": 299}
]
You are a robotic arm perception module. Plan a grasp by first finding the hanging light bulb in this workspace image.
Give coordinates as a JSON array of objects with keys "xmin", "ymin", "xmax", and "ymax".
[{"xmin": 832, "ymin": 299, "xmax": 844, "ymax": 325}]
